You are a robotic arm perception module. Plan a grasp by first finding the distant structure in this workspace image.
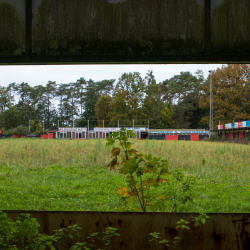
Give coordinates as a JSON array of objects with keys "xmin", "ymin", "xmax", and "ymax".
[
  {"xmin": 56, "ymin": 127, "xmax": 209, "ymax": 141},
  {"xmin": 217, "ymin": 121, "xmax": 250, "ymax": 140},
  {"xmin": 56, "ymin": 127, "xmax": 148, "ymax": 139}
]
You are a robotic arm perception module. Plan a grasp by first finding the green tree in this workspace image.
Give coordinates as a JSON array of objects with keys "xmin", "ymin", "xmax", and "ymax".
[
  {"xmin": 95, "ymin": 95, "xmax": 112, "ymax": 127},
  {"xmin": 56, "ymin": 83, "xmax": 70, "ymax": 122},
  {"xmin": 6, "ymin": 82, "xmax": 16, "ymax": 107},
  {"xmin": 0, "ymin": 87, "xmax": 11, "ymax": 112},
  {"xmin": 75, "ymin": 77, "xmax": 87, "ymax": 116},
  {"xmin": 142, "ymin": 71, "xmax": 171, "ymax": 129},
  {"xmin": 200, "ymin": 64, "xmax": 250, "ymax": 128},
  {"xmin": 109, "ymin": 89, "xmax": 130, "ymax": 126},
  {"xmin": 81, "ymin": 79, "xmax": 98, "ymax": 126},
  {"xmin": 164, "ymin": 71, "xmax": 203, "ymax": 129},
  {"xmin": 1, "ymin": 106, "xmax": 21, "ymax": 130},
  {"xmin": 160, "ymin": 107, "xmax": 172, "ymax": 128},
  {"xmin": 81, "ymin": 79, "xmax": 114, "ymax": 127},
  {"xmin": 15, "ymin": 82, "xmax": 33, "ymax": 126},
  {"xmin": 35, "ymin": 122, "xmax": 43, "ymax": 136},
  {"xmin": 44, "ymin": 81, "xmax": 57, "ymax": 129},
  {"xmin": 110, "ymin": 72, "xmax": 145, "ymax": 125},
  {"xmin": 30, "ymin": 85, "xmax": 46, "ymax": 122}
]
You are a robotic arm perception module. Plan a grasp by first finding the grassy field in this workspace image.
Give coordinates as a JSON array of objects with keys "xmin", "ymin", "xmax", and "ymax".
[{"xmin": 0, "ymin": 138, "xmax": 250, "ymax": 212}]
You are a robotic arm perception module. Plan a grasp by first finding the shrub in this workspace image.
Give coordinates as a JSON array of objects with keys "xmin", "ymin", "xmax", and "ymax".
[
  {"xmin": 106, "ymin": 128, "xmax": 196, "ymax": 212},
  {"xmin": 14, "ymin": 125, "xmax": 29, "ymax": 136},
  {"xmin": 2, "ymin": 129, "xmax": 13, "ymax": 135}
]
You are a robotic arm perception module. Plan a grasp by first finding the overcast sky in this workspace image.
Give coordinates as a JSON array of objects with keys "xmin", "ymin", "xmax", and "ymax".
[{"xmin": 0, "ymin": 64, "xmax": 223, "ymax": 88}]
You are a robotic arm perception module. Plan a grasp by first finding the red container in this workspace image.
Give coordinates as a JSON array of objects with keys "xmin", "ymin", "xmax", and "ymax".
[
  {"xmin": 49, "ymin": 133, "xmax": 53, "ymax": 139},
  {"xmin": 165, "ymin": 135, "xmax": 178, "ymax": 140},
  {"xmin": 190, "ymin": 134, "xmax": 199, "ymax": 141},
  {"xmin": 239, "ymin": 132, "xmax": 244, "ymax": 139},
  {"xmin": 229, "ymin": 132, "xmax": 234, "ymax": 141}
]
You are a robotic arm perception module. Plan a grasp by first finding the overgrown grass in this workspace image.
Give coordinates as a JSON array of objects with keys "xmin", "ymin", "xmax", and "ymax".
[{"xmin": 0, "ymin": 139, "xmax": 250, "ymax": 212}]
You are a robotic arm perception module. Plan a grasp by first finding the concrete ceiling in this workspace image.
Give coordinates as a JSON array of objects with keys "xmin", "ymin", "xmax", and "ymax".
[{"xmin": 0, "ymin": 0, "xmax": 249, "ymax": 64}]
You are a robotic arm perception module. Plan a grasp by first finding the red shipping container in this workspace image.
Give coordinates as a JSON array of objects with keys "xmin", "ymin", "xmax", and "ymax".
[
  {"xmin": 165, "ymin": 135, "xmax": 178, "ymax": 140},
  {"xmin": 238, "ymin": 122, "xmax": 242, "ymax": 128},
  {"xmin": 49, "ymin": 133, "xmax": 53, "ymax": 139},
  {"xmin": 239, "ymin": 132, "xmax": 244, "ymax": 139},
  {"xmin": 190, "ymin": 134, "xmax": 199, "ymax": 141},
  {"xmin": 229, "ymin": 132, "xmax": 234, "ymax": 141}
]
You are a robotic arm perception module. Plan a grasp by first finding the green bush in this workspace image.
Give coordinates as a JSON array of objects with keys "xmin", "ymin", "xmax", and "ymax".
[
  {"xmin": 14, "ymin": 125, "xmax": 29, "ymax": 136},
  {"xmin": 0, "ymin": 211, "xmax": 120, "ymax": 250},
  {"xmin": 2, "ymin": 129, "xmax": 13, "ymax": 135},
  {"xmin": 209, "ymin": 135, "xmax": 216, "ymax": 141}
]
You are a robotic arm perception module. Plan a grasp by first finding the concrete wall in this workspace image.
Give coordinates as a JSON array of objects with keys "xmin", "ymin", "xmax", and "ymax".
[
  {"xmin": 4, "ymin": 210, "xmax": 250, "ymax": 250},
  {"xmin": 0, "ymin": 0, "xmax": 250, "ymax": 64}
]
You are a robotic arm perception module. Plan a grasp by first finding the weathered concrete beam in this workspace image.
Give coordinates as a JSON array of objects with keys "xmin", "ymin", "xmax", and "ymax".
[
  {"xmin": 1, "ymin": 54, "xmax": 250, "ymax": 64},
  {"xmin": 5, "ymin": 211, "xmax": 250, "ymax": 250},
  {"xmin": 0, "ymin": 0, "xmax": 250, "ymax": 64}
]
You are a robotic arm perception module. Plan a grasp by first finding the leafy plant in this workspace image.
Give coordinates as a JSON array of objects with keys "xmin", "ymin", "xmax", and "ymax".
[
  {"xmin": 0, "ymin": 212, "xmax": 56, "ymax": 250},
  {"xmin": 0, "ymin": 211, "xmax": 120, "ymax": 250},
  {"xmin": 202, "ymin": 157, "xmax": 206, "ymax": 166},
  {"xmin": 35, "ymin": 122, "xmax": 44, "ymax": 136},
  {"xmin": 73, "ymin": 227, "xmax": 120, "ymax": 250},
  {"xmin": 150, "ymin": 214, "xmax": 210, "ymax": 249},
  {"xmin": 149, "ymin": 219, "xmax": 190, "ymax": 248},
  {"xmin": 14, "ymin": 125, "xmax": 29, "ymax": 136},
  {"xmin": 149, "ymin": 232, "xmax": 170, "ymax": 247},
  {"xmin": 106, "ymin": 128, "xmax": 195, "ymax": 212},
  {"xmin": 193, "ymin": 212, "xmax": 210, "ymax": 227},
  {"xmin": 2, "ymin": 129, "xmax": 13, "ymax": 135}
]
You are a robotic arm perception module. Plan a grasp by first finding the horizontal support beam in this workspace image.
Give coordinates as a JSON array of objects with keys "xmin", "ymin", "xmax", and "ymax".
[{"xmin": 1, "ymin": 54, "xmax": 250, "ymax": 65}]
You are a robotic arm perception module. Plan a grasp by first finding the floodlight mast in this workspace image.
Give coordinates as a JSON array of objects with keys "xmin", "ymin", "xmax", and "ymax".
[{"xmin": 209, "ymin": 70, "xmax": 213, "ymax": 138}]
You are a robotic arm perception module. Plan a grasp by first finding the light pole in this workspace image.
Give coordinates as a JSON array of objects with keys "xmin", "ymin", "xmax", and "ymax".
[{"xmin": 209, "ymin": 70, "xmax": 213, "ymax": 138}]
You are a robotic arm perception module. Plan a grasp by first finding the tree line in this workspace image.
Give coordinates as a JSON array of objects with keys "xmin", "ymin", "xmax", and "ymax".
[{"xmin": 0, "ymin": 64, "xmax": 249, "ymax": 132}]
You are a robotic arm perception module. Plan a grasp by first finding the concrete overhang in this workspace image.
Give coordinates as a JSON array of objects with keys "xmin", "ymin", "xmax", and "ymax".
[{"xmin": 0, "ymin": 0, "xmax": 249, "ymax": 65}]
